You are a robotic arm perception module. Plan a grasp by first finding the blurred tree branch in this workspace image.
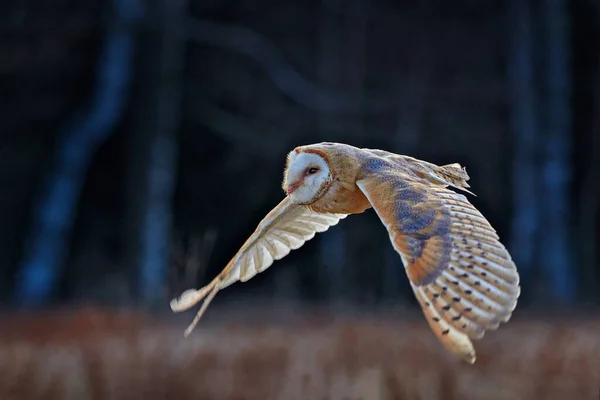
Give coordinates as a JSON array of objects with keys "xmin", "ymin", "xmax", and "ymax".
[
  {"xmin": 185, "ymin": 93, "xmax": 390, "ymax": 160},
  {"xmin": 184, "ymin": 18, "xmax": 394, "ymax": 113},
  {"xmin": 184, "ymin": 97, "xmax": 279, "ymax": 155},
  {"xmin": 12, "ymin": 0, "xmax": 142, "ymax": 305},
  {"xmin": 169, "ymin": 229, "xmax": 218, "ymax": 296}
]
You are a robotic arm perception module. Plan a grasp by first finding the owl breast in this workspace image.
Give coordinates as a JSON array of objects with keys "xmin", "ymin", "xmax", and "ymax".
[{"xmin": 309, "ymin": 179, "xmax": 372, "ymax": 215}]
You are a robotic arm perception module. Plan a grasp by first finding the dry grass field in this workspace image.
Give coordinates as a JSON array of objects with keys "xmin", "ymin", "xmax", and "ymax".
[{"xmin": 0, "ymin": 306, "xmax": 598, "ymax": 400}]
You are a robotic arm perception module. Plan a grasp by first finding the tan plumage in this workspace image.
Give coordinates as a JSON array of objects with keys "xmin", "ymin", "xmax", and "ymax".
[{"xmin": 170, "ymin": 142, "xmax": 520, "ymax": 363}]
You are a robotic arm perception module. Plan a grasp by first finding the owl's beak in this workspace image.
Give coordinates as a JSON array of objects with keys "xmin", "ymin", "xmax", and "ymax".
[{"xmin": 286, "ymin": 181, "xmax": 301, "ymax": 195}]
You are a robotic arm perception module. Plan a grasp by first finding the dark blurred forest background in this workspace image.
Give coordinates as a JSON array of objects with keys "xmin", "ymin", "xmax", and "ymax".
[
  {"xmin": 2, "ymin": 0, "xmax": 599, "ymax": 311},
  {"xmin": 0, "ymin": 0, "xmax": 600, "ymax": 398}
]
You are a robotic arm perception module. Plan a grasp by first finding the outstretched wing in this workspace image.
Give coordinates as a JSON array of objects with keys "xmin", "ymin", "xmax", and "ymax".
[
  {"xmin": 170, "ymin": 196, "xmax": 348, "ymax": 336},
  {"xmin": 356, "ymin": 169, "xmax": 520, "ymax": 364}
]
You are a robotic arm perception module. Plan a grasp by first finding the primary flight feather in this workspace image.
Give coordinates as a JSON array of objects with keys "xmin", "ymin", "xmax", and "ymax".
[{"xmin": 170, "ymin": 142, "xmax": 520, "ymax": 363}]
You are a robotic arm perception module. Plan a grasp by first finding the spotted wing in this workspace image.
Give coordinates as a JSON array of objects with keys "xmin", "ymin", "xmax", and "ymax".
[
  {"xmin": 356, "ymin": 171, "xmax": 520, "ymax": 364},
  {"xmin": 170, "ymin": 196, "xmax": 348, "ymax": 336}
]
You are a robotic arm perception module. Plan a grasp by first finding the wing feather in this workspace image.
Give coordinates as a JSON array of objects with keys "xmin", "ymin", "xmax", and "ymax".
[
  {"xmin": 357, "ymin": 167, "xmax": 520, "ymax": 364},
  {"xmin": 170, "ymin": 196, "xmax": 347, "ymax": 336}
]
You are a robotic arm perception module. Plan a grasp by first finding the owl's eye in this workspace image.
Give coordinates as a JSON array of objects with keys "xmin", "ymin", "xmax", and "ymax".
[{"xmin": 307, "ymin": 167, "xmax": 319, "ymax": 175}]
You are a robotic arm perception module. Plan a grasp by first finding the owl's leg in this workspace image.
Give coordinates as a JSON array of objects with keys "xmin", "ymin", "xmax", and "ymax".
[
  {"xmin": 170, "ymin": 279, "xmax": 220, "ymax": 337},
  {"xmin": 183, "ymin": 284, "xmax": 219, "ymax": 337}
]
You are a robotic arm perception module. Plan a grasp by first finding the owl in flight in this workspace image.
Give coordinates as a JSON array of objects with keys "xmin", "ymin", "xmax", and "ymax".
[{"xmin": 170, "ymin": 142, "xmax": 520, "ymax": 364}]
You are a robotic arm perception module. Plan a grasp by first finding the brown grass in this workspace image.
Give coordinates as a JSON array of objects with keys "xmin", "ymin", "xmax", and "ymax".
[{"xmin": 0, "ymin": 307, "xmax": 598, "ymax": 400}]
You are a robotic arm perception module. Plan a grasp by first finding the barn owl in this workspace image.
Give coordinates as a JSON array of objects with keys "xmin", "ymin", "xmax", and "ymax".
[{"xmin": 170, "ymin": 142, "xmax": 520, "ymax": 364}]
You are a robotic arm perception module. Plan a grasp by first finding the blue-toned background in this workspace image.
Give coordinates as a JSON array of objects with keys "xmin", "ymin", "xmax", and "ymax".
[{"xmin": 1, "ymin": 0, "xmax": 599, "ymax": 398}]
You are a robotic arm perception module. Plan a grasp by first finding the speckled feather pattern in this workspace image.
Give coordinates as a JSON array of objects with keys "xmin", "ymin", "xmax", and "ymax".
[
  {"xmin": 170, "ymin": 142, "xmax": 520, "ymax": 362},
  {"xmin": 355, "ymin": 149, "xmax": 519, "ymax": 363}
]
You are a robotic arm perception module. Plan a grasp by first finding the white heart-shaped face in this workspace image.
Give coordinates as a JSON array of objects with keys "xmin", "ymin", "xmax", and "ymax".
[{"xmin": 284, "ymin": 151, "xmax": 331, "ymax": 204}]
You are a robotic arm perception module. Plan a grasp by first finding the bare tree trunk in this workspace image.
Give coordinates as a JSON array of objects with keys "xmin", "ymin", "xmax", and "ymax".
[
  {"xmin": 507, "ymin": 0, "xmax": 540, "ymax": 302},
  {"xmin": 578, "ymin": 62, "xmax": 600, "ymax": 303},
  {"xmin": 578, "ymin": 82, "xmax": 600, "ymax": 303},
  {"xmin": 538, "ymin": 0, "xmax": 576, "ymax": 304},
  {"xmin": 317, "ymin": 0, "xmax": 346, "ymax": 304},
  {"xmin": 125, "ymin": 0, "xmax": 186, "ymax": 307},
  {"xmin": 12, "ymin": 0, "xmax": 140, "ymax": 306}
]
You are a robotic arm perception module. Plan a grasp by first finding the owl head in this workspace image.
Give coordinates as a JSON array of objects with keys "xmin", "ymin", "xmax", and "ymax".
[{"xmin": 282, "ymin": 145, "xmax": 333, "ymax": 204}]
